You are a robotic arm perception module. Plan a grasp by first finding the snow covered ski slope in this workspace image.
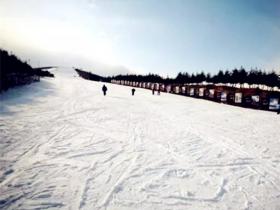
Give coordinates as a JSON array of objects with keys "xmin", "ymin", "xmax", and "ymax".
[{"xmin": 1, "ymin": 67, "xmax": 280, "ymax": 210}]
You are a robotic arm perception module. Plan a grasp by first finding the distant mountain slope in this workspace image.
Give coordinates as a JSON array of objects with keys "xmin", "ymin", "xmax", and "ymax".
[{"xmin": 75, "ymin": 68, "xmax": 110, "ymax": 82}]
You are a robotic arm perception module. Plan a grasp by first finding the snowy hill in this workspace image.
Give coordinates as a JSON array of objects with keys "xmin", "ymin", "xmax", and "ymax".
[{"xmin": 0, "ymin": 67, "xmax": 280, "ymax": 210}]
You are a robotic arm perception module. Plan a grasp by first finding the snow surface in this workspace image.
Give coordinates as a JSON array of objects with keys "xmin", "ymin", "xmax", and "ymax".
[{"xmin": 1, "ymin": 67, "xmax": 280, "ymax": 210}]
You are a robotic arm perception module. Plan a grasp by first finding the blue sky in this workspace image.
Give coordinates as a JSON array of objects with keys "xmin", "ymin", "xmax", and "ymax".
[{"xmin": 1, "ymin": 0, "xmax": 279, "ymax": 76}]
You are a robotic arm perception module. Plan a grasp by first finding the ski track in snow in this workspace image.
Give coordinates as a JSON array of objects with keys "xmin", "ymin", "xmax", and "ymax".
[{"xmin": 1, "ymin": 67, "xmax": 280, "ymax": 210}]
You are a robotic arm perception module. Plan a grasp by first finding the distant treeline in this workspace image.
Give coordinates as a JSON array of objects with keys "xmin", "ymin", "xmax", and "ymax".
[
  {"xmin": 110, "ymin": 68, "xmax": 280, "ymax": 88},
  {"xmin": 0, "ymin": 49, "xmax": 54, "ymax": 92},
  {"xmin": 109, "ymin": 73, "xmax": 165, "ymax": 83},
  {"xmin": 75, "ymin": 68, "xmax": 111, "ymax": 82}
]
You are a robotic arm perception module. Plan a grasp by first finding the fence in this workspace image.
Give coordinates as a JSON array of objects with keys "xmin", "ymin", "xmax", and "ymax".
[
  {"xmin": 1, "ymin": 73, "xmax": 40, "ymax": 91},
  {"xmin": 111, "ymin": 80, "xmax": 280, "ymax": 112}
]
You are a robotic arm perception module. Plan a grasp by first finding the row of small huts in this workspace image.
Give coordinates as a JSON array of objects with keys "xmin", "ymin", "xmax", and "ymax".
[{"xmin": 111, "ymin": 80, "xmax": 280, "ymax": 111}]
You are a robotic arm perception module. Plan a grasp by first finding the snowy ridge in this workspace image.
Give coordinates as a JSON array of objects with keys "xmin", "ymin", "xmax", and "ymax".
[{"xmin": 0, "ymin": 67, "xmax": 280, "ymax": 210}]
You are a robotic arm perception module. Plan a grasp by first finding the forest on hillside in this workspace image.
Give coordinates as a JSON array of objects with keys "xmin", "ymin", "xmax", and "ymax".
[
  {"xmin": 0, "ymin": 49, "xmax": 54, "ymax": 92},
  {"xmin": 110, "ymin": 68, "xmax": 280, "ymax": 88}
]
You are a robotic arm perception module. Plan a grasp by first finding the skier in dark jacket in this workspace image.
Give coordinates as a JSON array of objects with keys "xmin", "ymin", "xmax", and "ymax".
[
  {"xmin": 102, "ymin": 85, "xmax": 107, "ymax": 96},
  {"xmin": 132, "ymin": 88, "xmax": 136, "ymax": 96},
  {"xmin": 152, "ymin": 88, "xmax": 155, "ymax": 95}
]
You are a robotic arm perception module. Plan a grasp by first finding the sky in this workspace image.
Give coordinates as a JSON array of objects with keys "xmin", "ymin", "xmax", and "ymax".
[{"xmin": 0, "ymin": 0, "xmax": 280, "ymax": 76}]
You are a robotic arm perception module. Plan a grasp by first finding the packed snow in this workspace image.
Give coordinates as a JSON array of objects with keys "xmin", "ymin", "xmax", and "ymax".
[{"xmin": 0, "ymin": 67, "xmax": 280, "ymax": 210}]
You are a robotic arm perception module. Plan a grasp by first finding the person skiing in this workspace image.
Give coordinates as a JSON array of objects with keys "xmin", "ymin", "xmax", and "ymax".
[
  {"xmin": 102, "ymin": 84, "xmax": 107, "ymax": 96},
  {"xmin": 152, "ymin": 88, "xmax": 155, "ymax": 95},
  {"xmin": 132, "ymin": 88, "xmax": 136, "ymax": 96}
]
